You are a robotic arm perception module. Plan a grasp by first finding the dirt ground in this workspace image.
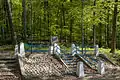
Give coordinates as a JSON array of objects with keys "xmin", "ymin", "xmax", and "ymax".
[
  {"xmin": 21, "ymin": 53, "xmax": 120, "ymax": 80},
  {"xmin": 54, "ymin": 64, "xmax": 120, "ymax": 80},
  {"xmin": 61, "ymin": 64, "xmax": 120, "ymax": 80}
]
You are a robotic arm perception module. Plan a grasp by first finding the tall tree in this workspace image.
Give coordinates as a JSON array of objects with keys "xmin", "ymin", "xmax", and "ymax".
[
  {"xmin": 110, "ymin": 0, "xmax": 118, "ymax": 53},
  {"xmin": 93, "ymin": 0, "xmax": 96, "ymax": 46},
  {"xmin": 81, "ymin": 0, "xmax": 84, "ymax": 54},
  {"xmin": 69, "ymin": 0, "xmax": 74, "ymax": 43},
  {"xmin": 60, "ymin": 5, "xmax": 63, "ymax": 42},
  {"xmin": 4, "ymin": 0, "xmax": 15, "ymax": 44},
  {"xmin": 22, "ymin": 0, "xmax": 27, "ymax": 40},
  {"xmin": 106, "ymin": 1, "xmax": 110, "ymax": 48},
  {"xmin": 44, "ymin": 0, "xmax": 48, "ymax": 40}
]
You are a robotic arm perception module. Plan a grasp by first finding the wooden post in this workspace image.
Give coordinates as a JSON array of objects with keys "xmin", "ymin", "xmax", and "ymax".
[
  {"xmin": 95, "ymin": 45, "xmax": 99, "ymax": 56},
  {"xmin": 48, "ymin": 46, "xmax": 53, "ymax": 54},
  {"xmin": 18, "ymin": 42, "xmax": 25, "ymax": 76},
  {"xmin": 49, "ymin": 36, "xmax": 59, "ymax": 54},
  {"xmin": 71, "ymin": 43, "xmax": 76, "ymax": 56},
  {"xmin": 76, "ymin": 62, "xmax": 84, "ymax": 78},
  {"xmin": 20, "ymin": 42, "xmax": 25, "ymax": 57},
  {"xmin": 18, "ymin": 56, "xmax": 25, "ymax": 75},
  {"xmin": 98, "ymin": 60, "xmax": 105, "ymax": 75},
  {"xmin": 15, "ymin": 45, "xmax": 19, "ymax": 55}
]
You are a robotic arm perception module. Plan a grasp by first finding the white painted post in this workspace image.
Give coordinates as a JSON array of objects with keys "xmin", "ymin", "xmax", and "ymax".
[
  {"xmin": 49, "ymin": 46, "xmax": 53, "ymax": 54},
  {"xmin": 95, "ymin": 45, "xmax": 99, "ymax": 57},
  {"xmin": 48, "ymin": 43, "xmax": 60, "ymax": 55},
  {"xmin": 19, "ymin": 42, "xmax": 25, "ymax": 57},
  {"xmin": 15, "ymin": 45, "xmax": 19, "ymax": 55},
  {"xmin": 76, "ymin": 62, "xmax": 84, "ymax": 78},
  {"xmin": 18, "ymin": 56, "xmax": 25, "ymax": 75},
  {"xmin": 18, "ymin": 42, "xmax": 25, "ymax": 75},
  {"xmin": 49, "ymin": 36, "xmax": 59, "ymax": 54},
  {"xmin": 98, "ymin": 60, "xmax": 105, "ymax": 75},
  {"xmin": 71, "ymin": 43, "xmax": 76, "ymax": 56},
  {"xmin": 54, "ymin": 43, "xmax": 60, "ymax": 55},
  {"xmin": 76, "ymin": 46, "xmax": 80, "ymax": 54}
]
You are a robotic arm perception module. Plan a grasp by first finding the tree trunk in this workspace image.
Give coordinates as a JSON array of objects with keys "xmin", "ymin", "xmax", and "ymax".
[
  {"xmin": 60, "ymin": 9, "xmax": 63, "ymax": 42},
  {"xmin": 44, "ymin": 0, "xmax": 47, "ymax": 39},
  {"xmin": 5, "ymin": 0, "xmax": 15, "ymax": 44},
  {"xmin": 4, "ymin": 2, "xmax": 10, "ymax": 40},
  {"xmin": 62, "ymin": 2, "xmax": 66, "ymax": 42},
  {"xmin": 70, "ymin": 17, "xmax": 73, "ymax": 43},
  {"xmin": 110, "ymin": 0, "xmax": 118, "ymax": 53},
  {"xmin": 70, "ymin": 0, "xmax": 73, "ymax": 43},
  {"xmin": 62, "ymin": 4, "xmax": 66, "ymax": 42},
  {"xmin": 60, "ymin": 3, "xmax": 64, "ymax": 42},
  {"xmin": 107, "ymin": 9, "xmax": 110, "ymax": 48},
  {"xmin": 99, "ymin": 22, "xmax": 102, "ymax": 47},
  {"xmin": 93, "ymin": 0, "xmax": 96, "ymax": 46},
  {"xmin": 30, "ymin": 0, "xmax": 33, "ymax": 53},
  {"xmin": 81, "ymin": 0, "xmax": 84, "ymax": 54},
  {"xmin": 47, "ymin": 1, "xmax": 50, "ymax": 41},
  {"xmin": 22, "ymin": 0, "xmax": 27, "ymax": 40},
  {"xmin": 39, "ymin": 16, "xmax": 41, "ymax": 42}
]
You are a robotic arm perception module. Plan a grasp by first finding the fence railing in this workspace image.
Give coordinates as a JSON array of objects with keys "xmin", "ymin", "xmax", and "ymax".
[
  {"xmin": 72, "ymin": 44, "xmax": 99, "ymax": 56},
  {"xmin": 71, "ymin": 44, "xmax": 99, "ymax": 70},
  {"xmin": 24, "ymin": 43, "xmax": 49, "ymax": 53}
]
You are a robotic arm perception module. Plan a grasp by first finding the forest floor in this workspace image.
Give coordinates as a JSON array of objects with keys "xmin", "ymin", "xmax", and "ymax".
[
  {"xmin": 0, "ymin": 45, "xmax": 120, "ymax": 80},
  {"xmin": 62, "ymin": 64, "xmax": 120, "ymax": 80},
  {"xmin": 22, "ymin": 53, "xmax": 120, "ymax": 80}
]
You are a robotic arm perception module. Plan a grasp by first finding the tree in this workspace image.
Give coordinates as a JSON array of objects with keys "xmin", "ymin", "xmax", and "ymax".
[
  {"xmin": 22, "ymin": 0, "xmax": 27, "ymax": 40},
  {"xmin": 106, "ymin": 1, "xmax": 110, "ymax": 48},
  {"xmin": 69, "ymin": 0, "xmax": 74, "ymax": 43},
  {"xmin": 110, "ymin": 0, "xmax": 118, "ymax": 53},
  {"xmin": 4, "ymin": 0, "xmax": 16, "ymax": 44},
  {"xmin": 1, "ymin": 0, "xmax": 120, "ymax": 49},
  {"xmin": 93, "ymin": 0, "xmax": 96, "ymax": 46}
]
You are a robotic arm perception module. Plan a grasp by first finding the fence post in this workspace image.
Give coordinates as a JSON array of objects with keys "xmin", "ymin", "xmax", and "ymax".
[
  {"xmin": 95, "ymin": 45, "xmax": 99, "ymax": 57},
  {"xmin": 14, "ymin": 43, "xmax": 25, "ymax": 78},
  {"xmin": 49, "ymin": 45, "xmax": 53, "ymax": 54},
  {"xmin": 76, "ymin": 62, "xmax": 84, "ymax": 78},
  {"xmin": 49, "ymin": 36, "xmax": 59, "ymax": 54},
  {"xmin": 98, "ymin": 60, "xmax": 105, "ymax": 75},
  {"xmin": 18, "ymin": 42, "xmax": 25, "ymax": 76},
  {"xmin": 71, "ymin": 43, "xmax": 76, "ymax": 56},
  {"xmin": 20, "ymin": 42, "xmax": 25, "ymax": 57},
  {"xmin": 15, "ymin": 44, "xmax": 19, "ymax": 55}
]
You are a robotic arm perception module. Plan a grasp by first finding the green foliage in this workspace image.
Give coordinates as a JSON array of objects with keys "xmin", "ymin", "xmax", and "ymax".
[
  {"xmin": 0, "ymin": 0, "xmax": 120, "ymax": 51},
  {"xmin": 99, "ymin": 48, "xmax": 120, "ymax": 65}
]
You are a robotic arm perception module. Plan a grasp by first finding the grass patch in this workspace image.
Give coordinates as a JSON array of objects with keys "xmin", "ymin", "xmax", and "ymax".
[
  {"xmin": 0, "ymin": 45, "xmax": 14, "ymax": 51},
  {"xmin": 99, "ymin": 48, "xmax": 120, "ymax": 65}
]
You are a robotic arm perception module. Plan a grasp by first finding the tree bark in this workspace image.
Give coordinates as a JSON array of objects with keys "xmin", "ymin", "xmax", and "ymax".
[
  {"xmin": 70, "ymin": 0, "xmax": 73, "ymax": 43},
  {"xmin": 70, "ymin": 17, "xmax": 73, "ymax": 43},
  {"xmin": 60, "ymin": 3, "xmax": 64, "ymax": 42},
  {"xmin": 98, "ymin": 22, "xmax": 102, "ymax": 48},
  {"xmin": 44, "ymin": 0, "xmax": 48, "ymax": 40},
  {"xmin": 93, "ymin": 0, "xmax": 96, "ymax": 46},
  {"xmin": 5, "ymin": 0, "xmax": 15, "ymax": 44},
  {"xmin": 110, "ymin": 0, "xmax": 118, "ymax": 53},
  {"xmin": 107, "ymin": 9, "xmax": 110, "ymax": 48},
  {"xmin": 22, "ymin": 0, "xmax": 27, "ymax": 40},
  {"xmin": 81, "ymin": 0, "xmax": 84, "ymax": 54},
  {"xmin": 60, "ymin": 8, "xmax": 63, "ymax": 42}
]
